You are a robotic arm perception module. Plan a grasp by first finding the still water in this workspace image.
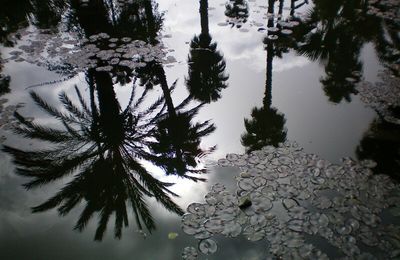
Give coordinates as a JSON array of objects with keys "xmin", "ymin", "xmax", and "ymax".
[{"xmin": 0, "ymin": 0, "xmax": 399, "ymax": 259}]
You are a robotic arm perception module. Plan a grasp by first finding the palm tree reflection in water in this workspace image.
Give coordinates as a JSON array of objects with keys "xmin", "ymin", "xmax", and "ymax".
[
  {"xmin": 186, "ymin": 0, "xmax": 229, "ymax": 103},
  {"xmin": 241, "ymin": 0, "xmax": 287, "ymax": 152},
  {"xmin": 3, "ymin": 68, "xmax": 214, "ymax": 240},
  {"xmin": 2, "ymin": 0, "xmax": 218, "ymax": 241}
]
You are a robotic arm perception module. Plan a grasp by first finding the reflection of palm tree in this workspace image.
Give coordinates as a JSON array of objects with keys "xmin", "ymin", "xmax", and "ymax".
[
  {"xmin": 186, "ymin": 0, "xmax": 229, "ymax": 103},
  {"xmin": 356, "ymin": 113, "xmax": 400, "ymax": 181},
  {"xmin": 3, "ymin": 71, "xmax": 184, "ymax": 240},
  {"xmin": 3, "ymin": 0, "xmax": 216, "ymax": 240},
  {"xmin": 0, "ymin": 0, "xmax": 32, "ymax": 46},
  {"xmin": 151, "ymin": 67, "xmax": 216, "ymax": 180},
  {"xmin": 294, "ymin": 0, "xmax": 378, "ymax": 103},
  {"xmin": 241, "ymin": 9, "xmax": 287, "ymax": 152},
  {"xmin": 373, "ymin": 19, "xmax": 400, "ymax": 76},
  {"xmin": 149, "ymin": 111, "xmax": 215, "ymax": 178},
  {"xmin": 30, "ymin": 0, "xmax": 65, "ymax": 29},
  {"xmin": 68, "ymin": 0, "xmax": 215, "ymax": 179},
  {"xmin": 136, "ymin": 0, "xmax": 217, "ymax": 179}
]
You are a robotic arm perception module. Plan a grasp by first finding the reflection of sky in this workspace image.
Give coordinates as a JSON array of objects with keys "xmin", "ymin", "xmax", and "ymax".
[
  {"xmin": 0, "ymin": 0, "xmax": 384, "ymax": 259},
  {"xmin": 159, "ymin": 0, "xmax": 378, "ymax": 161}
]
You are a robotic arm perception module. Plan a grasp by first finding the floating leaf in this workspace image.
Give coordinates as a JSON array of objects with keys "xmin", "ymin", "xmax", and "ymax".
[{"xmin": 168, "ymin": 232, "xmax": 178, "ymax": 240}]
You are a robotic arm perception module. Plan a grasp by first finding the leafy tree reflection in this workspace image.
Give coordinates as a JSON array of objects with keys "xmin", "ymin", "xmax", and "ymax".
[
  {"xmin": 294, "ymin": 0, "xmax": 400, "ymax": 103},
  {"xmin": 186, "ymin": 0, "xmax": 229, "ymax": 103},
  {"xmin": 241, "ymin": 1, "xmax": 287, "ymax": 152},
  {"xmin": 356, "ymin": 109, "xmax": 400, "ymax": 181}
]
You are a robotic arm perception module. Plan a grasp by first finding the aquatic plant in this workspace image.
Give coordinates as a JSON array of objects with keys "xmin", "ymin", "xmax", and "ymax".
[{"xmin": 182, "ymin": 141, "xmax": 400, "ymax": 258}]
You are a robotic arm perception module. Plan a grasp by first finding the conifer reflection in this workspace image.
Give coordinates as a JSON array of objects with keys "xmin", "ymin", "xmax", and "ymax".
[{"xmin": 186, "ymin": 0, "xmax": 229, "ymax": 103}]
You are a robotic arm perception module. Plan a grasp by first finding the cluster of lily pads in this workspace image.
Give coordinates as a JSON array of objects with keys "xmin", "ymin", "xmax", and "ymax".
[
  {"xmin": 5, "ymin": 28, "xmax": 80, "ymax": 70},
  {"xmin": 181, "ymin": 141, "xmax": 400, "ymax": 259},
  {"xmin": 356, "ymin": 70, "xmax": 400, "ymax": 125},
  {"xmin": 218, "ymin": 0, "xmax": 301, "ymax": 40},
  {"xmin": 223, "ymin": 0, "xmax": 249, "ymax": 27},
  {"xmin": 263, "ymin": 19, "xmax": 299, "ymax": 41},
  {"xmin": 65, "ymin": 32, "xmax": 175, "ymax": 73},
  {"xmin": 6, "ymin": 29, "xmax": 176, "ymax": 75}
]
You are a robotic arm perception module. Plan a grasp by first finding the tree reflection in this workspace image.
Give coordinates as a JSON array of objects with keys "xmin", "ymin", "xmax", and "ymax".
[
  {"xmin": 150, "ymin": 67, "xmax": 215, "ymax": 180},
  {"xmin": 3, "ymin": 70, "xmax": 187, "ymax": 240},
  {"xmin": 3, "ymin": 0, "xmax": 216, "ymax": 241},
  {"xmin": 0, "ymin": 0, "xmax": 32, "ymax": 46},
  {"xmin": 241, "ymin": 2, "xmax": 287, "ymax": 152},
  {"xmin": 294, "ymin": 0, "xmax": 400, "ymax": 103},
  {"xmin": 186, "ymin": 0, "xmax": 229, "ymax": 103},
  {"xmin": 356, "ymin": 110, "xmax": 400, "ymax": 181},
  {"xmin": 294, "ymin": 0, "xmax": 365, "ymax": 103},
  {"xmin": 30, "ymin": 0, "xmax": 65, "ymax": 30},
  {"xmin": 134, "ymin": 0, "xmax": 217, "ymax": 180}
]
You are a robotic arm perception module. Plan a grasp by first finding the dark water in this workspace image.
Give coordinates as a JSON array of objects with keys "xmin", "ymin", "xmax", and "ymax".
[{"xmin": 0, "ymin": 0, "xmax": 399, "ymax": 259}]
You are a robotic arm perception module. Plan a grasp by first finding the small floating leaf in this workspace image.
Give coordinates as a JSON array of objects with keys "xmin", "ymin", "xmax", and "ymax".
[{"xmin": 168, "ymin": 232, "xmax": 178, "ymax": 240}]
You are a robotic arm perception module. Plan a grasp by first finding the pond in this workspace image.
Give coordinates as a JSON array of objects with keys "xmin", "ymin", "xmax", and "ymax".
[{"xmin": 0, "ymin": 0, "xmax": 399, "ymax": 259}]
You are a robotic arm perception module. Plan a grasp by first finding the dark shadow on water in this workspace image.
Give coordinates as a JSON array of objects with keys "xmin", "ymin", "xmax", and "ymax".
[{"xmin": 356, "ymin": 108, "xmax": 400, "ymax": 181}]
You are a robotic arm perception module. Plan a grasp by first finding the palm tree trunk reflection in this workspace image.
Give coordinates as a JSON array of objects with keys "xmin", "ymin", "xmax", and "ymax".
[{"xmin": 241, "ymin": 0, "xmax": 287, "ymax": 152}]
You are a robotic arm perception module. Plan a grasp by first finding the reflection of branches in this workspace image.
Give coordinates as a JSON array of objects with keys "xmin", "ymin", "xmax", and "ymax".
[{"xmin": 3, "ymin": 74, "xmax": 185, "ymax": 240}]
